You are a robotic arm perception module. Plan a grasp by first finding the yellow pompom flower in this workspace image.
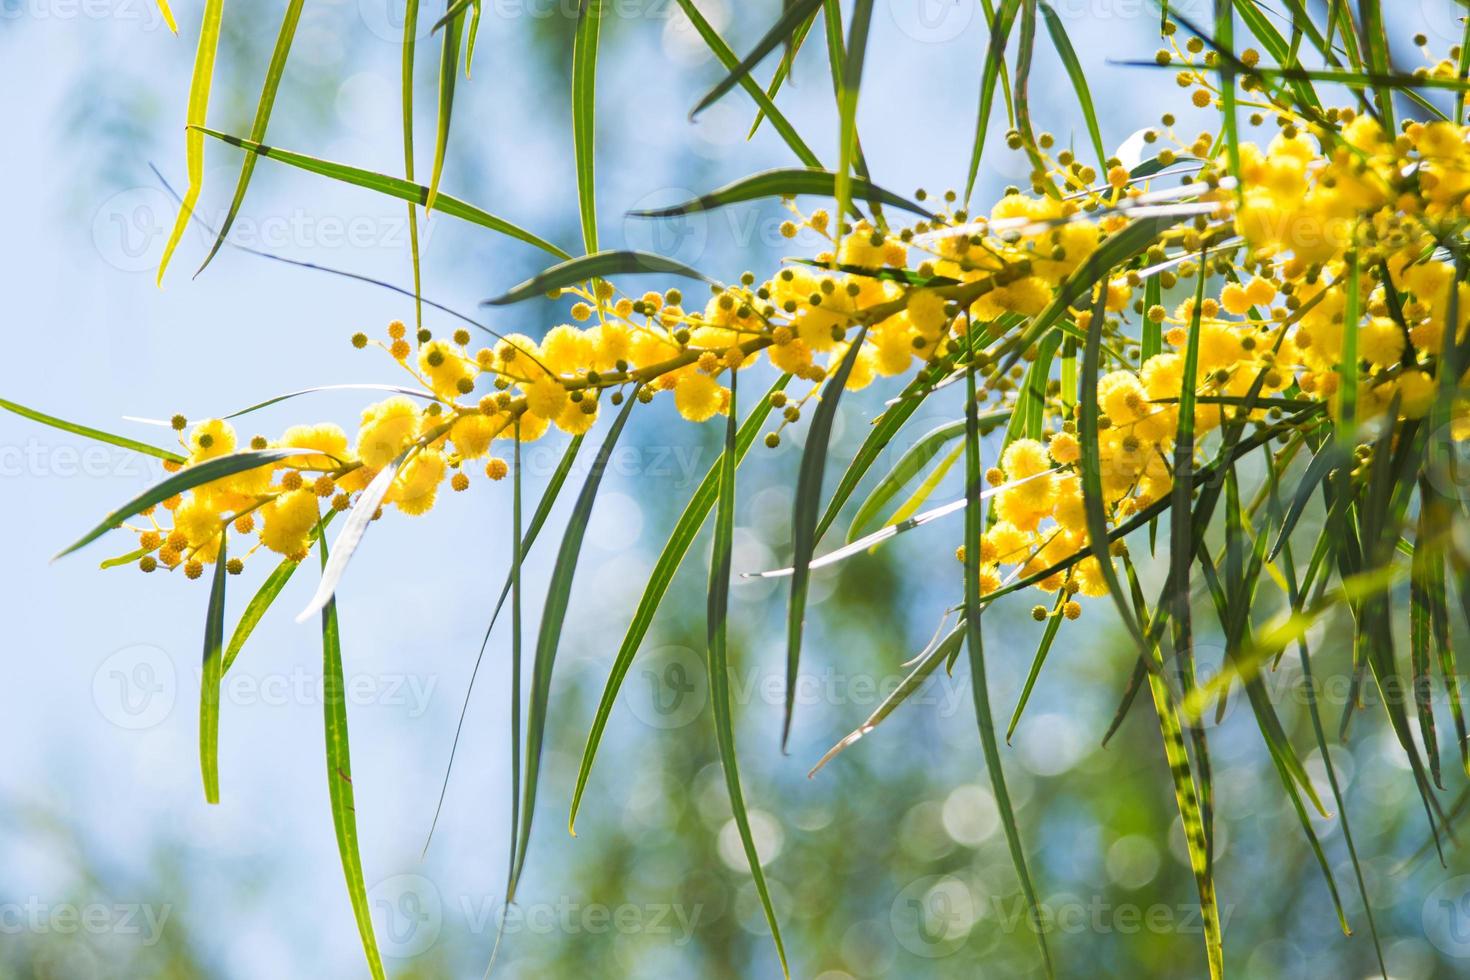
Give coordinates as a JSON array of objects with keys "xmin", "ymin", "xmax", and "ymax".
[
  {"xmin": 260, "ymin": 489, "xmax": 320, "ymax": 556},
  {"xmin": 541, "ymin": 325, "xmax": 594, "ymax": 376},
  {"xmin": 1359, "ymin": 317, "xmax": 1405, "ymax": 369},
  {"xmin": 524, "ymin": 377, "xmax": 569, "ymax": 420},
  {"xmin": 392, "ymin": 450, "xmax": 446, "ymax": 515},
  {"xmin": 450, "ymin": 413, "xmax": 499, "ymax": 459},
  {"xmin": 674, "ymin": 372, "xmax": 724, "ymax": 422},
  {"xmin": 556, "ymin": 399, "xmax": 599, "ymax": 435},
  {"xmin": 357, "ymin": 397, "xmax": 421, "ymax": 469},
  {"xmin": 280, "ymin": 423, "xmax": 350, "ymax": 471},
  {"xmin": 188, "ymin": 419, "xmax": 237, "ymax": 463},
  {"xmin": 419, "ymin": 341, "xmax": 474, "ymax": 399},
  {"xmin": 1000, "ymin": 438, "xmax": 1050, "ymax": 480},
  {"xmin": 1395, "ymin": 369, "xmax": 1436, "ymax": 419}
]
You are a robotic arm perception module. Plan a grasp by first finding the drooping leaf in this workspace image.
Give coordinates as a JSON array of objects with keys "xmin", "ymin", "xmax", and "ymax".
[
  {"xmin": 962, "ymin": 365, "xmax": 1051, "ymax": 977},
  {"xmin": 156, "ymin": 0, "xmax": 224, "ymax": 285},
  {"xmin": 425, "ymin": 0, "xmax": 465, "ymax": 214},
  {"xmin": 223, "ymin": 512, "xmax": 336, "ymax": 674},
  {"xmin": 55, "ymin": 448, "xmax": 305, "ymax": 559},
  {"xmin": 963, "ymin": 0, "xmax": 1022, "ymax": 203},
  {"xmin": 672, "ymin": 0, "xmax": 822, "ymax": 169},
  {"xmin": 846, "ymin": 414, "xmax": 1006, "ymax": 543},
  {"xmin": 0, "ymin": 397, "xmax": 185, "ymax": 464},
  {"xmin": 785, "ymin": 325, "xmax": 869, "ymax": 749},
  {"xmin": 571, "ymin": 376, "xmax": 788, "ymax": 832},
  {"xmin": 572, "ymin": 0, "xmax": 602, "ymax": 252},
  {"xmin": 509, "ymin": 390, "xmax": 639, "ymax": 900},
  {"xmin": 295, "ymin": 452, "xmax": 408, "ymax": 622},
  {"xmin": 626, "ymin": 168, "xmax": 933, "ymax": 220},
  {"xmin": 1038, "ymin": 2, "xmax": 1106, "ymax": 169},
  {"xmin": 689, "ymin": 0, "xmax": 824, "ymax": 118},
  {"xmin": 705, "ymin": 374, "xmax": 790, "ymax": 977},
  {"xmin": 195, "ymin": 0, "xmax": 305, "ymax": 275},
  {"xmin": 318, "ymin": 532, "xmax": 387, "ymax": 980},
  {"xmin": 199, "ymin": 533, "xmax": 228, "ymax": 805},
  {"xmin": 196, "ymin": 129, "xmax": 571, "ymax": 260},
  {"xmin": 484, "ymin": 250, "xmax": 715, "ymax": 306}
]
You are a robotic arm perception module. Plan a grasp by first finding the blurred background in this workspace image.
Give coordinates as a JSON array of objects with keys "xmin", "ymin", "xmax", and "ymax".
[{"xmin": 3, "ymin": 1, "xmax": 1470, "ymax": 977}]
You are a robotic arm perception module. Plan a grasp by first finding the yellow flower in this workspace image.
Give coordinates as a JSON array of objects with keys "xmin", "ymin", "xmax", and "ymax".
[
  {"xmin": 188, "ymin": 419, "xmax": 237, "ymax": 463},
  {"xmin": 524, "ymin": 377, "xmax": 569, "ymax": 420},
  {"xmin": 260, "ymin": 489, "xmax": 319, "ymax": 556},
  {"xmin": 555, "ymin": 399, "xmax": 599, "ymax": 435},
  {"xmin": 280, "ymin": 423, "xmax": 349, "ymax": 471},
  {"xmin": 674, "ymin": 372, "xmax": 724, "ymax": 422},
  {"xmin": 357, "ymin": 398, "xmax": 421, "ymax": 468},
  {"xmin": 450, "ymin": 413, "xmax": 499, "ymax": 459},
  {"xmin": 392, "ymin": 450, "xmax": 446, "ymax": 515},
  {"xmin": 541, "ymin": 325, "xmax": 594, "ymax": 376},
  {"xmin": 418, "ymin": 341, "xmax": 474, "ymax": 399},
  {"xmin": 1359, "ymin": 317, "xmax": 1405, "ymax": 369},
  {"xmin": 1001, "ymin": 439, "xmax": 1049, "ymax": 480}
]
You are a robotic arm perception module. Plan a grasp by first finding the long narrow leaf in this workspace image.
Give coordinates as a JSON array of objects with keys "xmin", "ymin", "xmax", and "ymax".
[
  {"xmin": 570, "ymin": 376, "xmax": 788, "ymax": 832},
  {"xmin": 199, "ymin": 534, "xmax": 228, "ymax": 805},
  {"xmin": 509, "ymin": 390, "xmax": 639, "ymax": 899},
  {"xmin": 196, "ymin": 129, "xmax": 571, "ymax": 260},
  {"xmin": 319, "ymin": 532, "xmax": 387, "ymax": 980},
  {"xmin": 484, "ymin": 250, "xmax": 714, "ymax": 306},
  {"xmin": 195, "ymin": 0, "xmax": 304, "ymax": 275},
  {"xmin": 785, "ymin": 326, "xmax": 869, "ymax": 749},
  {"xmin": 55, "ymin": 448, "xmax": 305, "ymax": 559},
  {"xmin": 157, "ymin": 0, "xmax": 224, "ymax": 284}
]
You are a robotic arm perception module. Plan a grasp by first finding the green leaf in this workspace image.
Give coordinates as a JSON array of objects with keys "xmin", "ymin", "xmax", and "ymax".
[
  {"xmin": 510, "ymin": 390, "xmax": 639, "ymax": 900},
  {"xmin": 0, "ymin": 397, "xmax": 185, "ymax": 464},
  {"xmin": 1168, "ymin": 252, "xmax": 1211, "ymax": 858},
  {"xmin": 54, "ymin": 448, "xmax": 304, "ymax": 559},
  {"xmin": 1005, "ymin": 592, "xmax": 1067, "ymax": 742},
  {"xmin": 832, "ymin": 0, "xmax": 874, "ymax": 252},
  {"xmin": 507, "ymin": 425, "xmax": 524, "ymax": 880},
  {"xmin": 484, "ymin": 250, "xmax": 715, "ymax": 306},
  {"xmin": 195, "ymin": 0, "xmax": 305, "ymax": 275},
  {"xmin": 1268, "ymin": 440, "xmax": 1346, "ymax": 561},
  {"xmin": 295, "ymin": 453, "xmax": 407, "ymax": 623},
  {"xmin": 847, "ymin": 419, "xmax": 967, "ymax": 543},
  {"xmin": 745, "ymin": 6, "xmax": 820, "ymax": 141},
  {"xmin": 672, "ymin": 0, "xmax": 822, "ymax": 169},
  {"xmin": 425, "ymin": 0, "xmax": 465, "ymax": 214},
  {"xmin": 223, "ymin": 512, "xmax": 336, "ymax": 674},
  {"xmin": 156, "ymin": 0, "xmax": 223, "ymax": 285},
  {"xmin": 573, "ymin": 0, "xmax": 602, "ymax": 253},
  {"xmin": 199, "ymin": 533, "xmax": 228, "ymax": 805},
  {"xmin": 811, "ymin": 623, "xmax": 964, "ymax": 774},
  {"xmin": 785, "ymin": 325, "xmax": 870, "ymax": 749},
  {"xmin": 962, "ymin": 366, "xmax": 1051, "ymax": 977},
  {"xmin": 689, "ymin": 0, "xmax": 824, "ymax": 118},
  {"xmin": 705, "ymin": 373, "xmax": 790, "ymax": 977},
  {"xmin": 425, "ymin": 434, "xmax": 588, "ymax": 855},
  {"xmin": 963, "ymin": 0, "xmax": 1022, "ymax": 203},
  {"xmin": 318, "ymin": 532, "xmax": 387, "ymax": 980},
  {"xmin": 1076, "ymin": 286, "xmax": 1146, "ymax": 650},
  {"xmin": 626, "ymin": 167, "xmax": 933, "ymax": 220},
  {"xmin": 402, "ymin": 0, "xmax": 424, "ymax": 330},
  {"xmin": 1038, "ymin": 2, "xmax": 1106, "ymax": 170},
  {"xmin": 571, "ymin": 376, "xmax": 788, "ymax": 832},
  {"xmin": 196, "ymin": 129, "xmax": 571, "ymax": 260},
  {"xmin": 220, "ymin": 384, "xmax": 435, "ymax": 420}
]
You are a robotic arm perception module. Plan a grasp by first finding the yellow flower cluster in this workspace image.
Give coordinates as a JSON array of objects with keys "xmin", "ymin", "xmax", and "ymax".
[{"xmin": 121, "ymin": 87, "xmax": 1470, "ymax": 624}]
